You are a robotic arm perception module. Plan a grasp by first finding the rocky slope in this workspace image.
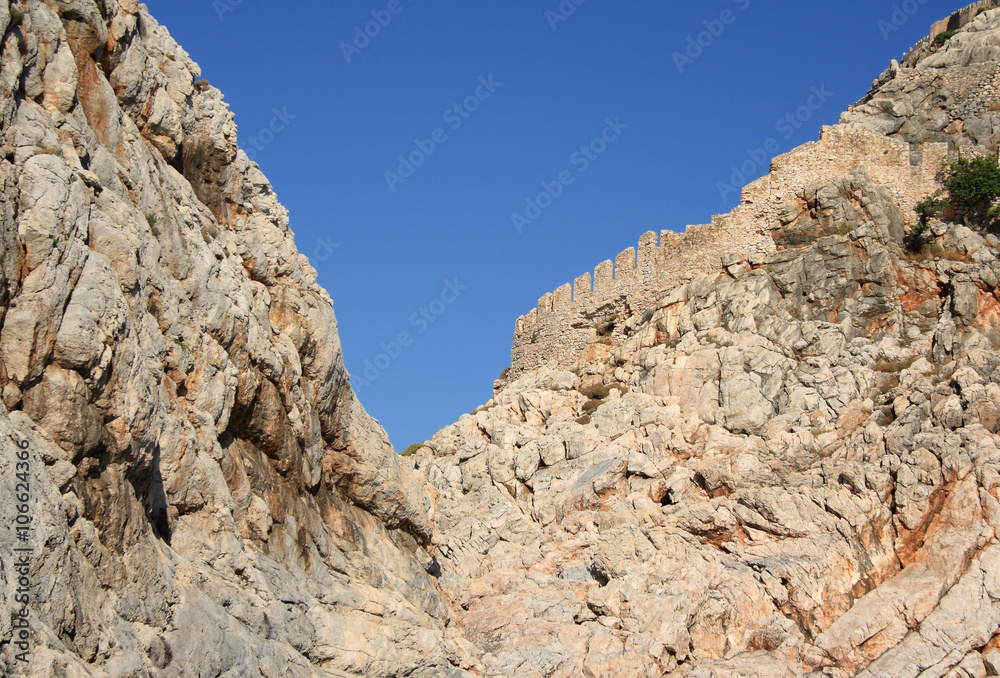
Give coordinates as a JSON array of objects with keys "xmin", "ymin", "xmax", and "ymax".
[
  {"xmin": 405, "ymin": 8, "xmax": 1000, "ymax": 678},
  {"xmin": 6, "ymin": 1, "xmax": 1000, "ymax": 678},
  {"xmin": 0, "ymin": 1, "xmax": 467, "ymax": 676}
]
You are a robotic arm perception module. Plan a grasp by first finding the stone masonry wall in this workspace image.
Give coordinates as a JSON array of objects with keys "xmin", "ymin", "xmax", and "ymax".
[
  {"xmin": 509, "ymin": 125, "xmax": 950, "ymax": 379},
  {"xmin": 508, "ymin": 3, "xmax": 1000, "ymax": 381},
  {"xmin": 931, "ymin": 0, "xmax": 1000, "ymax": 36}
]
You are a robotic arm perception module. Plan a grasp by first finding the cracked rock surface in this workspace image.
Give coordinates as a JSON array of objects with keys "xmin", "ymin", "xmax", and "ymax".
[
  {"xmin": 6, "ymin": 1, "xmax": 1000, "ymax": 677},
  {"xmin": 407, "ymin": 10, "xmax": 1000, "ymax": 677},
  {"xmin": 0, "ymin": 1, "xmax": 466, "ymax": 676}
]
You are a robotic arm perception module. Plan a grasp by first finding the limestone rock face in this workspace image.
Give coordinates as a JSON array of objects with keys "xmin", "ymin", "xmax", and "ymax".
[
  {"xmin": 406, "ymin": 10, "xmax": 1000, "ymax": 678},
  {"xmin": 0, "ymin": 1, "xmax": 460, "ymax": 676},
  {"xmin": 8, "ymin": 2, "xmax": 1000, "ymax": 678}
]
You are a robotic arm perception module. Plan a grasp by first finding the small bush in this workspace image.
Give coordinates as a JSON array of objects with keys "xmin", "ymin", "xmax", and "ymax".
[
  {"xmin": 583, "ymin": 384, "xmax": 612, "ymax": 400},
  {"xmin": 9, "ymin": 5, "xmax": 24, "ymax": 24},
  {"xmin": 595, "ymin": 320, "xmax": 615, "ymax": 337},
  {"xmin": 581, "ymin": 383, "xmax": 626, "ymax": 401},
  {"xmin": 575, "ymin": 415, "xmax": 591, "ymax": 425},
  {"xmin": 172, "ymin": 338, "xmax": 192, "ymax": 353},
  {"xmin": 836, "ymin": 220, "xmax": 857, "ymax": 236},
  {"xmin": 978, "ymin": 7, "xmax": 988, "ymax": 15},
  {"xmin": 915, "ymin": 194, "xmax": 948, "ymax": 222},
  {"xmin": 934, "ymin": 29, "xmax": 958, "ymax": 45},
  {"xmin": 530, "ymin": 331, "xmax": 538, "ymax": 344},
  {"xmin": 401, "ymin": 443, "xmax": 424, "ymax": 457},
  {"xmin": 945, "ymin": 156, "xmax": 1000, "ymax": 204},
  {"xmin": 905, "ymin": 242, "xmax": 965, "ymax": 263},
  {"xmin": 499, "ymin": 366, "xmax": 510, "ymax": 381},
  {"xmin": 871, "ymin": 356, "xmax": 918, "ymax": 373},
  {"xmin": 905, "ymin": 219, "xmax": 932, "ymax": 253},
  {"xmin": 581, "ymin": 399, "xmax": 603, "ymax": 415}
]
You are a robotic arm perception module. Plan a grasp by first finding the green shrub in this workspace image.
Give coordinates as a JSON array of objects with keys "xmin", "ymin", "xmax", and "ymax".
[
  {"xmin": 905, "ymin": 221, "xmax": 932, "ymax": 253},
  {"xmin": 911, "ymin": 156, "xmax": 1000, "ymax": 244},
  {"xmin": 401, "ymin": 443, "xmax": 424, "ymax": 457},
  {"xmin": 945, "ymin": 156, "xmax": 1000, "ymax": 204},
  {"xmin": 915, "ymin": 194, "xmax": 948, "ymax": 222},
  {"xmin": 934, "ymin": 29, "xmax": 958, "ymax": 45},
  {"xmin": 8, "ymin": 5, "xmax": 24, "ymax": 24}
]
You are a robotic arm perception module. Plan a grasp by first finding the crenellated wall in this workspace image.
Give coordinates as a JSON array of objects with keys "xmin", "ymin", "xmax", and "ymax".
[
  {"xmin": 931, "ymin": 0, "xmax": 1000, "ymax": 36},
  {"xmin": 508, "ymin": 124, "xmax": 949, "ymax": 379}
]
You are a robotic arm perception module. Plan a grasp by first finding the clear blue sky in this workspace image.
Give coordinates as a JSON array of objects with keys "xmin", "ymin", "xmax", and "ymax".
[{"xmin": 144, "ymin": 0, "xmax": 960, "ymax": 449}]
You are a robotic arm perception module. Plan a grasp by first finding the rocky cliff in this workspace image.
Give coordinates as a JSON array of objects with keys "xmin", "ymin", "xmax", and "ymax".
[
  {"xmin": 0, "ymin": 1, "xmax": 470, "ymax": 676},
  {"xmin": 6, "ymin": 1, "xmax": 1000, "ymax": 677},
  {"xmin": 407, "ymin": 7, "xmax": 1000, "ymax": 678}
]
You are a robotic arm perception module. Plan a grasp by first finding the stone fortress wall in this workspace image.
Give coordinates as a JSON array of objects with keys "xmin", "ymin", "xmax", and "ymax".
[
  {"xmin": 507, "ymin": 1, "xmax": 1000, "ymax": 380},
  {"xmin": 509, "ymin": 126, "xmax": 949, "ymax": 379},
  {"xmin": 899, "ymin": 0, "xmax": 1000, "ymax": 66},
  {"xmin": 932, "ymin": 0, "xmax": 1000, "ymax": 36}
]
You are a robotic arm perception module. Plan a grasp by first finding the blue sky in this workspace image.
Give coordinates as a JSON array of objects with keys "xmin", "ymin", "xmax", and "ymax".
[{"xmin": 144, "ymin": 0, "xmax": 960, "ymax": 449}]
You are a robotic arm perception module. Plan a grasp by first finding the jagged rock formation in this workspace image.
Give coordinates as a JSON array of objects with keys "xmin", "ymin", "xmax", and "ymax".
[
  {"xmin": 406, "ymin": 7, "xmax": 1000, "ymax": 677},
  {"xmin": 7, "ymin": 1, "xmax": 1000, "ymax": 677},
  {"xmin": 0, "ymin": 1, "xmax": 470, "ymax": 676}
]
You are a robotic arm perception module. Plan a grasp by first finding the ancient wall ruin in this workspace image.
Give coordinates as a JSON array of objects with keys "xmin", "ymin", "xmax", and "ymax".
[
  {"xmin": 932, "ymin": 0, "xmax": 1000, "ymax": 36},
  {"xmin": 508, "ymin": 125, "xmax": 949, "ymax": 378}
]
